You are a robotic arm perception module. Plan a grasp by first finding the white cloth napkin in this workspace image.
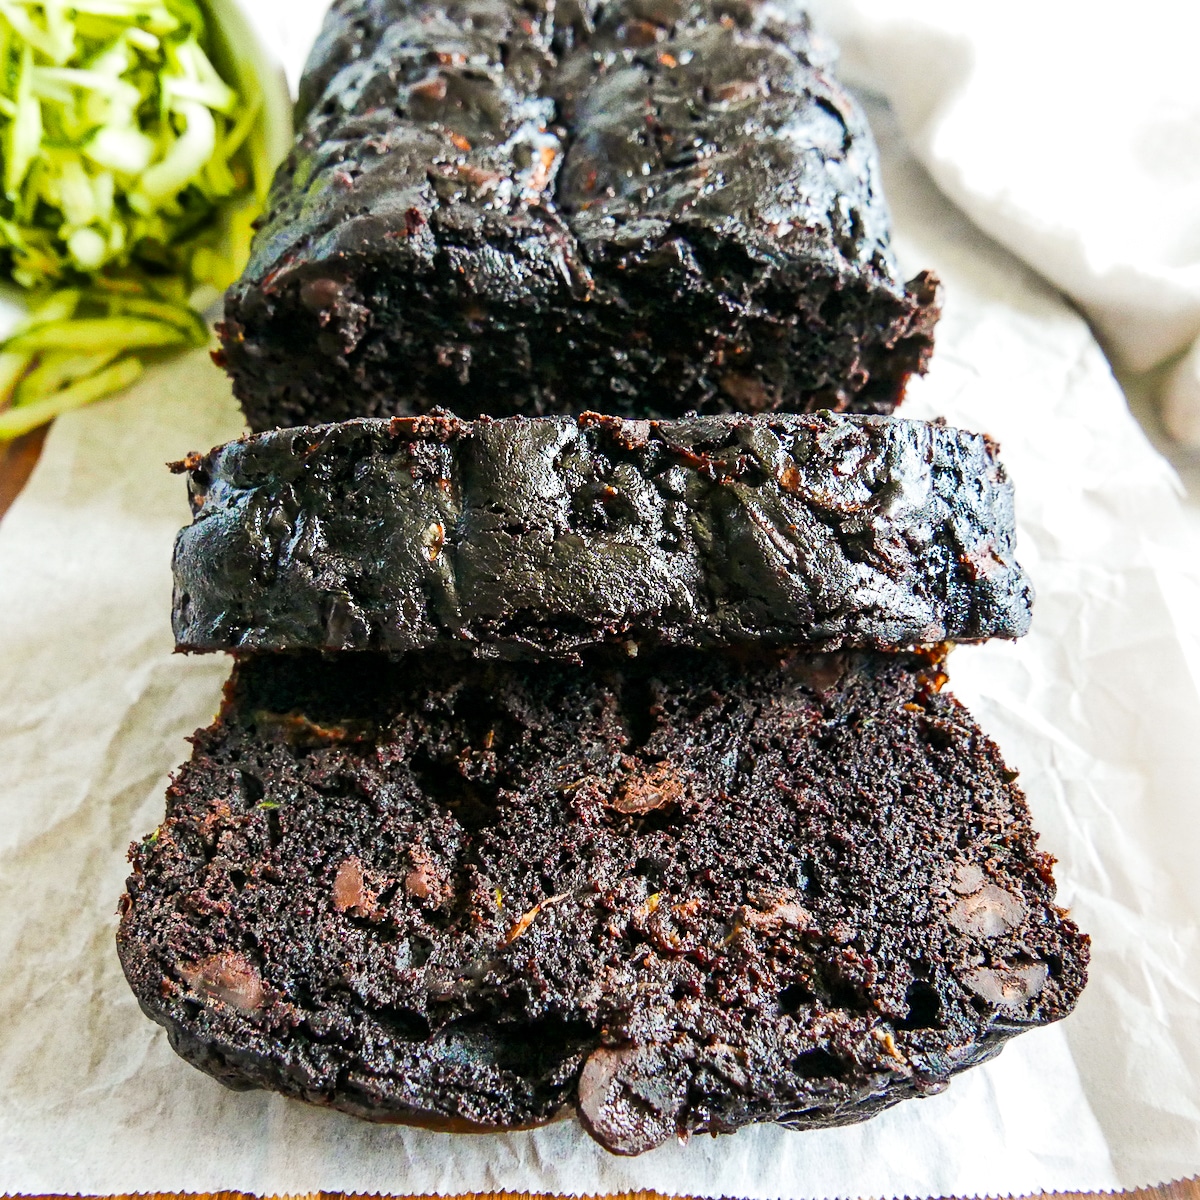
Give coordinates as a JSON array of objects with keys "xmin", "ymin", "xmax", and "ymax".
[{"xmin": 807, "ymin": 0, "xmax": 1200, "ymax": 445}]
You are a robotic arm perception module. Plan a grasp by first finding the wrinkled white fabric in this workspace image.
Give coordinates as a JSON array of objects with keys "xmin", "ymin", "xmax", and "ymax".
[{"xmin": 807, "ymin": 0, "xmax": 1200, "ymax": 445}]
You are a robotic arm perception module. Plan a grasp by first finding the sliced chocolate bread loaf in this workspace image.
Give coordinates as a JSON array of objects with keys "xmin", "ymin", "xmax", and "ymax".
[
  {"xmin": 219, "ymin": 0, "xmax": 938, "ymax": 431},
  {"xmin": 117, "ymin": 648, "xmax": 1089, "ymax": 1155},
  {"xmin": 172, "ymin": 412, "xmax": 1032, "ymax": 657}
]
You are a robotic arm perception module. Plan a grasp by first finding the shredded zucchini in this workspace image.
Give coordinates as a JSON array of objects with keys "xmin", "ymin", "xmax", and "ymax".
[
  {"xmin": 0, "ymin": 0, "xmax": 259, "ymax": 440},
  {"xmin": 0, "ymin": 354, "xmax": 142, "ymax": 438},
  {"xmin": 0, "ymin": 0, "xmax": 253, "ymax": 284}
]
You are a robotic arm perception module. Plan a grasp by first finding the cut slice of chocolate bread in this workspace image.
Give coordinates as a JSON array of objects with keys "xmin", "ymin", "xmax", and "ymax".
[
  {"xmin": 219, "ymin": 0, "xmax": 939, "ymax": 431},
  {"xmin": 172, "ymin": 412, "xmax": 1032, "ymax": 657},
  {"xmin": 117, "ymin": 649, "xmax": 1088, "ymax": 1155}
]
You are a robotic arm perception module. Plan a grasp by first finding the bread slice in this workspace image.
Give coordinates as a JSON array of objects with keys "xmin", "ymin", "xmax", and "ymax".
[
  {"xmin": 172, "ymin": 412, "xmax": 1032, "ymax": 657},
  {"xmin": 219, "ymin": 0, "xmax": 938, "ymax": 431},
  {"xmin": 118, "ymin": 648, "xmax": 1087, "ymax": 1155}
]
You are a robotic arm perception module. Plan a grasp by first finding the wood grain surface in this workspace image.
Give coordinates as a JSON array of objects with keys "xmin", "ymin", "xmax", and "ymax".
[
  {"xmin": 5, "ymin": 1185, "xmax": 1200, "ymax": 1200},
  {"xmin": 0, "ymin": 423, "xmax": 47, "ymax": 521},
  {"xmin": 1, "ymin": 436, "xmax": 1196, "ymax": 1200}
]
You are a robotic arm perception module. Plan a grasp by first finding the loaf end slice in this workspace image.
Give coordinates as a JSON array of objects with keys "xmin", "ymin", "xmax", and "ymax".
[
  {"xmin": 118, "ymin": 649, "xmax": 1088, "ymax": 1154},
  {"xmin": 219, "ymin": 0, "xmax": 939, "ymax": 430}
]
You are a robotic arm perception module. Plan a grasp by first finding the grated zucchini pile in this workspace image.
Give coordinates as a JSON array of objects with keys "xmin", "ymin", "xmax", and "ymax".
[{"xmin": 0, "ymin": 0, "xmax": 259, "ymax": 440}]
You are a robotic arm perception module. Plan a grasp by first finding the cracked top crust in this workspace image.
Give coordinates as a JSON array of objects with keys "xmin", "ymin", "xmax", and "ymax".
[{"xmin": 220, "ymin": 0, "xmax": 939, "ymax": 427}]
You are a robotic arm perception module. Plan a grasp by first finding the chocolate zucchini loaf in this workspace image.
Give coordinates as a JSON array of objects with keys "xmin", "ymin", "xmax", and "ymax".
[
  {"xmin": 219, "ymin": 0, "xmax": 939, "ymax": 431},
  {"xmin": 117, "ymin": 648, "xmax": 1088, "ymax": 1155},
  {"xmin": 172, "ymin": 411, "xmax": 1032, "ymax": 657}
]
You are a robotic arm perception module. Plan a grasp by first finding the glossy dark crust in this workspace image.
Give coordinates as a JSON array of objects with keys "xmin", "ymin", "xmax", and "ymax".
[
  {"xmin": 219, "ymin": 0, "xmax": 940, "ymax": 430},
  {"xmin": 117, "ymin": 649, "xmax": 1089, "ymax": 1155},
  {"xmin": 171, "ymin": 412, "xmax": 1032, "ymax": 657}
]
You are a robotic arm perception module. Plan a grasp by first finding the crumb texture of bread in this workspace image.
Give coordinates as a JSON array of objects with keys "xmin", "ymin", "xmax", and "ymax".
[
  {"xmin": 219, "ymin": 0, "xmax": 939, "ymax": 430},
  {"xmin": 117, "ymin": 650, "xmax": 1088, "ymax": 1156},
  {"xmin": 172, "ymin": 412, "xmax": 1032, "ymax": 656}
]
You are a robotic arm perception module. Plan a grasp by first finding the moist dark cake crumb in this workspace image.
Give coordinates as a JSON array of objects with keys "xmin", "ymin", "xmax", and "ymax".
[
  {"xmin": 171, "ymin": 411, "xmax": 1033, "ymax": 657},
  {"xmin": 220, "ymin": 0, "xmax": 939, "ymax": 431},
  {"xmin": 117, "ymin": 649, "xmax": 1088, "ymax": 1155}
]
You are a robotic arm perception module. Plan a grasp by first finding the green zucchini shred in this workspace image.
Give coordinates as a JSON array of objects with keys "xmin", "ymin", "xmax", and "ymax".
[
  {"xmin": 0, "ymin": 0, "xmax": 253, "ymax": 284},
  {"xmin": 0, "ymin": 0, "xmax": 260, "ymax": 440}
]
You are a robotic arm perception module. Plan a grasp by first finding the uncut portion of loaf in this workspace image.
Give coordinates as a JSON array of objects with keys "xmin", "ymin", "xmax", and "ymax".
[
  {"xmin": 172, "ymin": 412, "xmax": 1032, "ymax": 657},
  {"xmin": 117, "ymin": 649, "xmax": 1088, "ymax": 1156},
  {"xmin": 219, "ymin": 0, "xmax": 939, "ymax": 431}
]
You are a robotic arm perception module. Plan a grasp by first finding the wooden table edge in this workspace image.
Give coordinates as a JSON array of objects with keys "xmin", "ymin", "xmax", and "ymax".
[
  {"xmin": 0, "ymin": 421, "xmax": 48, "ymax": 522},
  {"xmin": 4, "ymin": 1183, "xmax": 1200, "ymax": 1200}
]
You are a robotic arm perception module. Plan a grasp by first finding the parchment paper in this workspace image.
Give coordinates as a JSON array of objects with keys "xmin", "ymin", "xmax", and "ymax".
[{"xmin": 2, "ymin": 87, "xmax": 1199, "ymax": 1200}]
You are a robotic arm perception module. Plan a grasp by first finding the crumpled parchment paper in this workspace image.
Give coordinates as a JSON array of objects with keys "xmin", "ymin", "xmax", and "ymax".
[{"xmin": 1, "ymin": 79, "xmax": 1199, "ymax": 1200}]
